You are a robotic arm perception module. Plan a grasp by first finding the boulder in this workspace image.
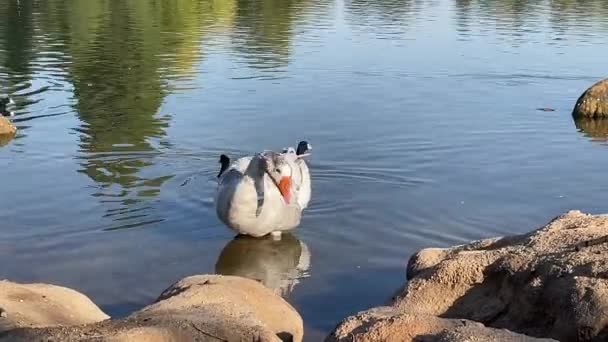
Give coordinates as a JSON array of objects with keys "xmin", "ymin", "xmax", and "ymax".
[
  {"xmin": 0, "ymin": 280, "xmax": 109, "ymax": 333},
  {"xmin": 573, "ymin": 78, "xmax": 608, "ymax": 118},
  {"xmin": 325, "ymin": 307, "xmax": 554, "ymax": 342},
  {"xmin": 391, "ymin": 210, "xmax": 608, "ymax": 341},
  {"xmin": 138, "ymin": 274, "xmax": 304, "ymax": 341},
  {"xmin": 1, "ymin": 275, "xmax": 303, "ymax": 342}
]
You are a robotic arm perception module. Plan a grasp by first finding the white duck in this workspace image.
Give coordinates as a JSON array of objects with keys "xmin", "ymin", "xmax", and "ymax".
[{"xmin": 215, "ymin": 141, "xmax": 312, "ymax": 238}]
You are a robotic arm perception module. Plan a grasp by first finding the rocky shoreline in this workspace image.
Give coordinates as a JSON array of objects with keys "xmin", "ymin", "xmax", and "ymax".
[
  {"xmin": 2, "ymin": 210, "xmax": 608, "ymax": 341},
  {"xmin": 328, "ymin": 210, "xmax": 608, "ymax": 342}
]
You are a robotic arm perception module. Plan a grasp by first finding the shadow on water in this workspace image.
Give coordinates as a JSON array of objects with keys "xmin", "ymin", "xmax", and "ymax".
[{"xmin": 215, "ymin": 233, "xmax": 311, "ymax": 297}]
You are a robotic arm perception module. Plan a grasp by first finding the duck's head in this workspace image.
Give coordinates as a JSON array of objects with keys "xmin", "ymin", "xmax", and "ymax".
[
  {"xmin": 0, "ymin": 96, "xmax": 15, "ymax": 116},
  {"xmin": 296, "ymin": 141, "xmax": 311, "ymax": 156},
  {"xmin": 258, "ymin": 151, "xmax": 293, "ymax": 204}
]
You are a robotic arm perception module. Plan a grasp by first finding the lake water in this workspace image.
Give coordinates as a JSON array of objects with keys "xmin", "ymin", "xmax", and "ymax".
[{"xmin": 2, "ymin": 0, "xmax": 608, "ymax": 340}]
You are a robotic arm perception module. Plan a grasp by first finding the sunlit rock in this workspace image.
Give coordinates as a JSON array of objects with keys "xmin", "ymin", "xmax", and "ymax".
[
  {"xmin": 573, "ymin": 78, "xmax": 608, "ymax": 118},
  {"xmin": 1, "ymin": 275, "xmax": 303, "ymax": 342}
]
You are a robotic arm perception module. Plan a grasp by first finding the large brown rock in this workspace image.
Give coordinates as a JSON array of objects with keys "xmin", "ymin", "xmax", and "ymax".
[
  {"xmin": 392, "ymin": 210, "xmax": 608, "ymax": 341},
  {"xmin": 1, "ymin": 275, "xmax": 303, "ymax": 342},
  {"xmin": 325, "ymin": 307, "xmax": 555, "ymax": 342},
  {"xmin": 0, "ymin": 280, "xmax": 109, "ymax": 333},
  {"xmin": 573, "ymin": 78, "xmax": 608, "ymax": 118},
  {"xmin": 139, "ymin": 274, "xmax": 304, "ymax": 341}
]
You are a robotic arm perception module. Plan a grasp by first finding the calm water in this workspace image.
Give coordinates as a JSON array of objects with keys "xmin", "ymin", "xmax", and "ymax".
[{"xmin": 2, "ymin": 0, "xmax": 608, "ymax": 339}]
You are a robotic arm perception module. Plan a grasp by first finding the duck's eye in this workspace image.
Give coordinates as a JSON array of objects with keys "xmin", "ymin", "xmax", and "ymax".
[{"xmin": 275, "ymin": 168, "xmax": 281, "ymax": 174}]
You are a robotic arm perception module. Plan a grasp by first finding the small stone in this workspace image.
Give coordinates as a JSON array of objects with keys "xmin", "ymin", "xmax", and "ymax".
[{"xmin": 0, "ymin": 309, "xmax": 7, "ymax": 318}]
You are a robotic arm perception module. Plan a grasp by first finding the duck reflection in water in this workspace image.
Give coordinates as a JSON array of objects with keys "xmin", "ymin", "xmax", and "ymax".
[
  {"xmin": 0, "ymin": 96, "xmax": 15, "ymax": 117},
  {"xmin": 215, "ymin": 233, "xmax": 311, "ymax": 297}
]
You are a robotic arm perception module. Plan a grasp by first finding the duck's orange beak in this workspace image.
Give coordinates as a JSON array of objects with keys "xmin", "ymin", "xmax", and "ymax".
[{"xmin": 278, "ymin": 176, "xmax": 291, "ymax": 204}]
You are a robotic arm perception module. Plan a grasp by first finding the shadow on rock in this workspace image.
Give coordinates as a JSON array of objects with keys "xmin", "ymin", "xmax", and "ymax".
[{"xmin": 215, "ymin": 233, "xmax": 311, "ymax": 297}]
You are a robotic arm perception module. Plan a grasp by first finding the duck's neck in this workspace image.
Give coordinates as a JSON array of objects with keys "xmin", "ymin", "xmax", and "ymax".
[{"xmin": 245, "ymin": 155, "xmax": 265, "ymax": 179}]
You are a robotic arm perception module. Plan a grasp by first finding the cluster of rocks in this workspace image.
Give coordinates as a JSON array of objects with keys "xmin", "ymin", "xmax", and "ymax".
[
  {"xmin": 0, "ymin": 275, "xmax": 302, "ymax": 341},
  {"xmin": 3, "ymin": 211, "xmax": 608, "ymax": 341}
]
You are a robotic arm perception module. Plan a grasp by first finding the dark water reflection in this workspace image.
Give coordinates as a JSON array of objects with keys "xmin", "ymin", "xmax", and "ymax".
[{"xmin": 1, "ymin": 0, "xmax": 608, "ymax": 340}]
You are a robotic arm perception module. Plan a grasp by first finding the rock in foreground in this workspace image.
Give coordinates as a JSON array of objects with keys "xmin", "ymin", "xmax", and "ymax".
[
  {"xmin": 1, "ymin": 275, "xmax": 303, "ymax": 342},
  {"xmin": 326, "ymin": 307, "xmax": 555, "ymax": 342},
  {"xmin": 0, "ymin": 280, "xmax": 109, "ymax": 333},
  {"xmin": 327, "ymin": 210, "xmax": 608, "ymax": 341},
  {"xmin": 393, "ymin": 210, "xmax": 608, "ymax": 341},
  {"xmin": 573, "ymin": 78, "xmax": 608, "ymax": 118}
]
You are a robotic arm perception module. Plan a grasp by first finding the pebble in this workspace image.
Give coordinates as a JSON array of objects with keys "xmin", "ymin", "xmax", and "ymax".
[{"xmin": 0, "ymin": 308, "xmax": 7, "ymax": 318}]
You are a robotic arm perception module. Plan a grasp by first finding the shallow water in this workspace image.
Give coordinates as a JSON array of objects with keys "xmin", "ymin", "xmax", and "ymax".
[{"xmin": 1, "ymin": 0, "xmax": 608, "ymax": 339}]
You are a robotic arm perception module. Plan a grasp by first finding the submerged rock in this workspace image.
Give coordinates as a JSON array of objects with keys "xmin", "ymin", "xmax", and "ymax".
[
  {"xmin": 326, "ymin": 307, "xmax": 555, "ymax": 342},
  {"xmin": 0, "ymin": 280, "xmax": 109, "ymax": 333},
  {"xmin": 1, "ymin": 275, "xmax": 303, "ymax": 342},
  {"xmin": 573, "ymin": 78, "xmax": 608, "ymax": 118}
]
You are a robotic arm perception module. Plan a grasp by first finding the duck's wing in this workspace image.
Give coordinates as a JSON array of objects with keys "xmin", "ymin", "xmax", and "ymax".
[
  {"xmin": 294, "ymin": 159, "xmax": 311, "ymax": 209},
  {"xmin": 216, "ymin": 156, "xmax": 253, "ymax": 220}
]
